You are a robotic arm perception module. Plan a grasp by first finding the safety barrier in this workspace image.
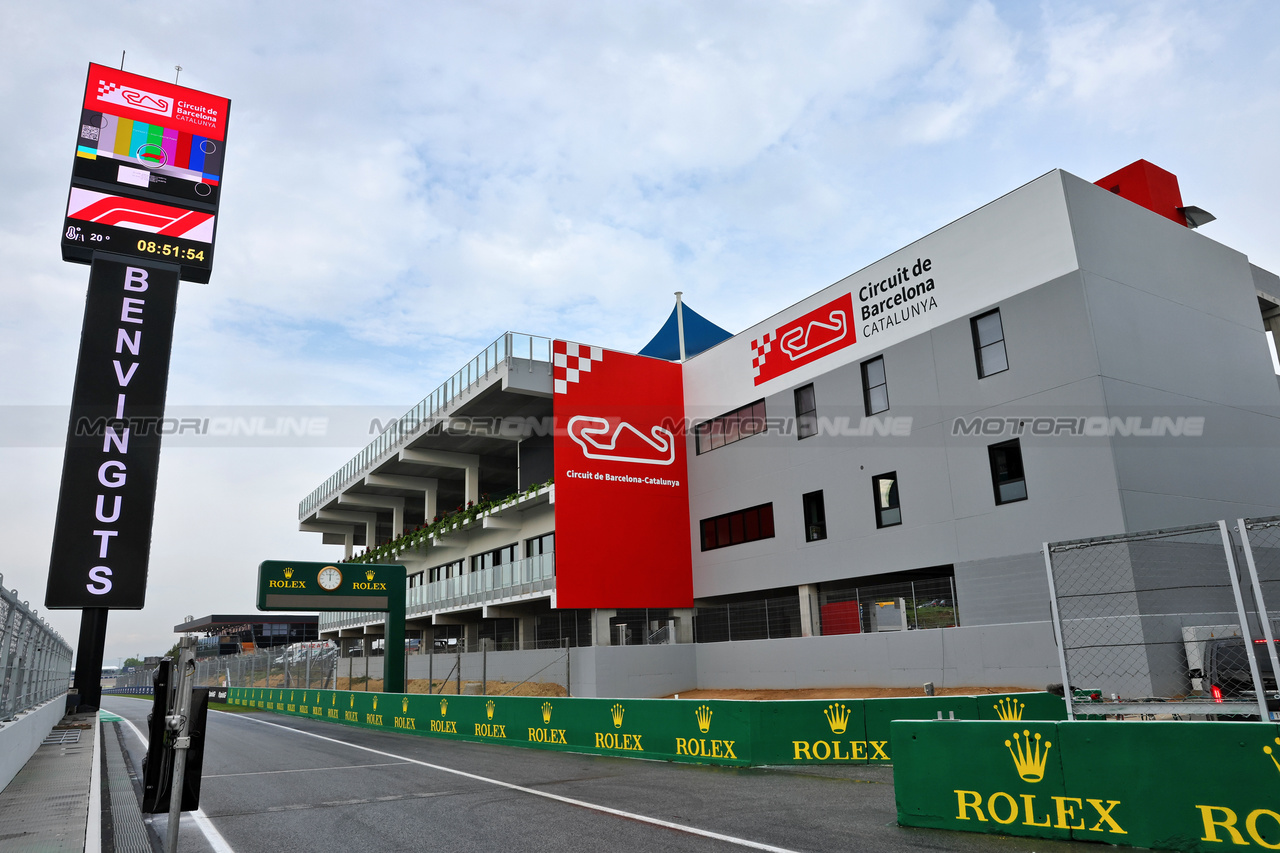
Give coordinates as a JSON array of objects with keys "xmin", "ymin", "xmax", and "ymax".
[
  {"xmin": 225, "ymin": 687, "xmax": 1063, "ymax": 766},
  {"xmin": 894, "ymin": 718, "xmax": 1278, "ymax": 852}
]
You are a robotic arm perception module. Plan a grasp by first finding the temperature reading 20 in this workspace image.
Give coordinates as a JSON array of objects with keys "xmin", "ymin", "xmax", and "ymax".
[{"xmin": 136, "ymin": 239, "xmax": 205, "ymax": 262}]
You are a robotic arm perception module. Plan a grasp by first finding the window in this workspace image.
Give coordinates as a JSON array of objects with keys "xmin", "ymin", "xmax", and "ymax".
[
  {"xmin": 802, "ymin": 491, "xmax": 826, "ymax": 542},
  {"xmin": 795, "ymin": 383, "xmax": 817, "ymax": 439},
  {"xmin": 873, "ymin": 472, "xmax": 901, "ymax": 528},
  {"xmin": 862, "ymin": 356, "xmax": 889, "ymax": 415},
  {"xmin": 526, "ymin": 532, "xmax": 555, "ymax": 557},
  {"xmin": 971, "ymin": 308, "xmax": 1008, "ymax": 378},
  {"xmin": 428, "ymin": 559, "xmax": 464, "ymax": 582},
  {"xmin": 471, "ymin": 544, "xmax": 517, "ymax": 573},
  {"xmin": 696, "ymin": 400, "xmax": 766, "ymax": 454},
  {"xmin": 700, "ymin": 503, "xmax": 775, "ymax": 551},
  {"xmin": 988, "ymin": 439, "xmax": 1027, "ymax": 504}
]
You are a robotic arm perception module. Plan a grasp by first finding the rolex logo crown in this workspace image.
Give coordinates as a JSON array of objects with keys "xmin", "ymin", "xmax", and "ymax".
[
  {"xmin": 611, "ymin": 703, "xmax": 626, "ymax": 728},
  {"xmin": 824, "ymin": 702, "xmax": 851, "ymax": 734},
  {"xmin": 1006, "ymin": 730, "xmax": 1052, "ymax": 783},
  {"xmin": 696, "ymin": 704, "xmax": 713, "ymax": 733},
  {"xmin": 440, "ymin": 698, "xmax": 448, "ymax": 716},
  {"xmin": 283, "ymin": 566, "xmax": 294, "ymax": 578},
  {"xmin": 486, "ymin": 699, "xmax": 495, "ymax": 720},
  {"xmin": 402, "ymin": 697, "xmax": 409, "ymax": 714},
  {"xmin": 365, "ymin": 568, "xmax": 376, "ymax": 581},
  {"xmin": 1264, "ymin": 738, "xmax": 1280, "ymax": 775},
  {"xmin": 542, "ymin": 702, "xmax": 553, "ymax": 724},
  {"xmin": 372, "ymin": 695, "xmax": 378, "ymax": 710},
  {"xmin": 994, "ymin": 697, "xmax": 1025, "ymax": 721}
]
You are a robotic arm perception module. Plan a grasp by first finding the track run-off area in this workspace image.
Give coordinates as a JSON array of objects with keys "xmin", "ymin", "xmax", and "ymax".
[{"xmin": 101, "ymin": 696, "xmax": 1142, "ymax": 853}]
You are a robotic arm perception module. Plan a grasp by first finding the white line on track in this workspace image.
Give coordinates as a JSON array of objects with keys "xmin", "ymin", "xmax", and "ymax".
[
  {"xmin": 204, "ymin": 761, "xmax": 409, "ymax": 778},
  {"xmin": 238, "ymin": 714, "xmax": 802, "ymax": 853},
  {"xmin": 114, "ymin": 714, "xmax": 237, "ymax": 853}
]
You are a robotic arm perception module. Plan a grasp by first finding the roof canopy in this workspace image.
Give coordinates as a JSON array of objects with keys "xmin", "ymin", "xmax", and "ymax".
[{"xmin": 638, "ymin": 301, "xmax": 732, "ymax": 361}]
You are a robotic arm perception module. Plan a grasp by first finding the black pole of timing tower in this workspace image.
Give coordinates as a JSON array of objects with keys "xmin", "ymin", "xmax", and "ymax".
[{"xmin": 73, "ymin": 608, "xmax": 109, "ymax": 710}]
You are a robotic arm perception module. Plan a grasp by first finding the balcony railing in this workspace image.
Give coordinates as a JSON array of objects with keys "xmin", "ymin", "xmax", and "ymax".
[
  {"xmin": 319, "ymin": 553, "xmax": 556, "ymax": 633},
  {"xmin": 300, "ymin": 332, "xmax": 554, "ymax": 519}
]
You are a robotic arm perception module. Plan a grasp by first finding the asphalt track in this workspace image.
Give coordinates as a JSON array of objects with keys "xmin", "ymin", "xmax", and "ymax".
[{"xmin": 101, "ymin": 697, "xmax": 1142, "ymax": 853}]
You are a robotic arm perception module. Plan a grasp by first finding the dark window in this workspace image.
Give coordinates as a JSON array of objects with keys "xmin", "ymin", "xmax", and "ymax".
[
  {"xmin": 429, "ymin": 559, "xmax": 464, "ymax": 582},
  {"xmin": 470, "ymin": 543, "xmax": 517, "ymax": 573},
  {"xmin": 873, "ymin": 472, "xmax": 901, "ymax": 528},
  {"xmin": 696, "ymin": 400, "xmax": 766, "ymax": 454},
  {"xmin": 803, "ymin": 490, "xmax": 827, "ymax": 542},
  {"xmin": 989, "ymin": 439, "xmax": 1027, "ymax": 504},
  {"xmin": 795, "ymin": 383, "xmax": 817, "ymax": 439},
  {"xmin": 525, "ymin": 532, "xmax": 555, "ymax": 557},
  {"xmin": 862, "ymin": 356, "xmax": 889, "ymax": 415},
  {"xmin": 971, "ymin": 308, "xmax": 1008, "ymax": 378},
  {"xmin": 700, "ymin": 503, "xmax": 776, "ymax": 551}
]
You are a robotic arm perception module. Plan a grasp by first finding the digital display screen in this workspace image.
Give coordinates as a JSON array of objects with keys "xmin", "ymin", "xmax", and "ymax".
[{"xmin": 61, "ymin": 63, "xmax": 230, "ymax": 283}]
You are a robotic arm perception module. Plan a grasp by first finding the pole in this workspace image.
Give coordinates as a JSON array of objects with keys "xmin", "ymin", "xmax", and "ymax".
[
  {"xmin": 429, "ymin": 637, "xmax": 434, "ymax": 693},
  {"xmin": 165, "ymin": 637, "xmax": 196, "ymax": 853},
  {"xmin": 72, "ymin": 608, "xmax": 108, "ymax": 710},
  {"xmin": 674, "ymin": 291, "xmax": 687, "ymax": 362},
  {"xmin": 482, "ymin": 639, "xmax": 488, "ymax": 696},
  {"xmin": 564, "ymin": 637, "xmax": 571, "ymax": 697},
  {"xmin": 455, "ymin": 643, "xmax": 461, "ymax": 695}
]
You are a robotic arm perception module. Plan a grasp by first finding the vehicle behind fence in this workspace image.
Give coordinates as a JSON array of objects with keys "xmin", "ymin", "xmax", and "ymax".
[
  {"xmin": 1044, "ymin": 517, "xmax": 1280, "ymax": 720},
  {"xmin": 0, "ymin": 573, "xmax": 73, "ymax": 722}
]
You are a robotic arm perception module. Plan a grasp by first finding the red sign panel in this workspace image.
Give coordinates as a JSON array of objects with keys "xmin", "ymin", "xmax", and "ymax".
[
  {"xmin": 750, "ymin": 292, "xmax": 856, "ymax": 386},
  {"xmin": 553, "ymin": 341, "xmax": 693, "ymax": 608},
  {"xmin": 84, "ymin": 63, "xmax": 229, "ymax": 140}
]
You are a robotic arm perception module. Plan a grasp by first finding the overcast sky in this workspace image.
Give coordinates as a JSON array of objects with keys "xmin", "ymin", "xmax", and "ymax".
[{"xmin": 3, "ymin": 0, "xmax": 1278, "ymax": 665}]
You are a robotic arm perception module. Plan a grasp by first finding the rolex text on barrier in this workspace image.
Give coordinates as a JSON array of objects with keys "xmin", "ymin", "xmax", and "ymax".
[
  {"xmin": 256, "ymin": 560, "xmax": 406, "ymax": 692},
  {"xmin": 226, "ymin": 688, "xmax": 1064, "ymax": 770},
  {"xmin": 893, "ymin": 719, "xmax": 1280, "ymax": 852},
  {"xmin": 46, "ymin": 259, "xmax": 179, "ymax": 609}
]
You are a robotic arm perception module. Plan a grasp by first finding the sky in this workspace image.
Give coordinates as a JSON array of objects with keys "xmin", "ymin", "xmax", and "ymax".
[{"xmin": 2, "ymin": 0, "xmax": 1278, "ymax": 666}]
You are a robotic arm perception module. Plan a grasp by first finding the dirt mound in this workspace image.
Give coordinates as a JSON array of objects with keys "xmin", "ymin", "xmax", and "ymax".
[{"xmin": 664, "ymin": 686, "xmax": 1036, "ymax": 700}]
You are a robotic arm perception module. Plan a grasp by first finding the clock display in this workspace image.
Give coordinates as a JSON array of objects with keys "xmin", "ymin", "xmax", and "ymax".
[{"xmin": 317, "ymin": 566, "xmax": 343, "ymax": 591}]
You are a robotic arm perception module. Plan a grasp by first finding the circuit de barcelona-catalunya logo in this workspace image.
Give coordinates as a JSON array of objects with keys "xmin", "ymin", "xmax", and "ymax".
[
  {"xmin": 566, "ymin": 415, "xmax": 676, "ymax": 466},
  {"xmin": 751, "ymin": 292, "xmax": 856, "ymax": 386},
  {"xmin": 97, "ymin": 77, "xmax": 173, "ymax": 117}
]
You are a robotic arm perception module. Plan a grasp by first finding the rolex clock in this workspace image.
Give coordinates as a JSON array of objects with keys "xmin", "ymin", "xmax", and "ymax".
[{"xmin": 317, "ymin": 565, "xmax": 343, "ymax": 591}]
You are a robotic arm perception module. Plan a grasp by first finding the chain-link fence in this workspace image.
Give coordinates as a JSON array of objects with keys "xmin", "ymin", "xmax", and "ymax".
[
  {"xmin": 694, "ymin": 596, "xmax": 802, "ymax": 642},
  {"xmin": 1045, "ymin": 519, "xmax": 1277, "ymax": 719},
  {"xmin": 203, "ymin": 641, "xmax": 571, "ymax": 697},
  {"xmin": 0, "ymin": 573, "xmax": 74, "ymax": 722},
  {"xmin": 818, "ymin": 576, "xmax": 958, "ymax": 634}
]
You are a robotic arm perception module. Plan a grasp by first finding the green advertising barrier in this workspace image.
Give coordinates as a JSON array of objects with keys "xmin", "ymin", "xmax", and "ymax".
[
  {"xmin": 894, "ymin": 719, "xmax": 1280, "ymax": 852},
  {"xmin": 225, "ymin": 687, "xmax": 1063, "ymax": 769}
]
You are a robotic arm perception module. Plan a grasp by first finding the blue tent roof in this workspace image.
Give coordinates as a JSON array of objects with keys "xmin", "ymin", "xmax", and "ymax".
[{"xmin": 638, "ymin": 301, "xmax": 733, "ymax": 361}]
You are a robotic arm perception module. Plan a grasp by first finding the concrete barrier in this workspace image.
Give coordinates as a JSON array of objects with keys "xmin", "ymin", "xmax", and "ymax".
[
  {"xmin": 0, "ymin": 696, "xmax": 69, "ymax": 794},
  {"xmin": 226, "ymin": 687, "xmax": 1064, "ymax": 767}
]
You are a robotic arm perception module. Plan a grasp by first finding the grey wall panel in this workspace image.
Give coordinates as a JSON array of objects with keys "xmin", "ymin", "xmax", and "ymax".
[
  {"xmin": 692, "ymin": 622, "xmax": 1059, "ymax": 691},
  {"xmin": 1063, "ymin": 171, "xmax": 1260, "ymax": 331},
  {"xmin": 953, "ymin": 551, "xmax": 1053, "ymax": 627},
  {"xmin": 1084, "ymin": 271, "xmax": 1280, "ymax": 409},
  {"xmin": 569, "ymin": 645, "xmax": 698, "ymax": 698}
]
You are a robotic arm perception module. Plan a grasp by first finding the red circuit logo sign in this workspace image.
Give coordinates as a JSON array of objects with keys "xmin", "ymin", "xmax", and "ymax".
[
  {"xmin": 567, "ymin": 416, "xmax": 676, "ymax": 466},
  {"xmin": 97, "ymin": 80, "xmax": 173, "ymax": 118},
  {"xmin": 751, "ymin": 292, "xmax": 856, "ymax": 386}
]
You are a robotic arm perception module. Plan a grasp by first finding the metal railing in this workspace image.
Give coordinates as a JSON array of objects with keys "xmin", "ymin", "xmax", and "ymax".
[
  {"xmin": 0, "ymin": 574, "xmax": 74, "ymax": 722},
  {"xmin": 299, "ymin": 332, "xmax": 554, "ymax": 518},
  {"xmin": 320, "ymin": 553, "xmax": 556, "ymax": 633}
]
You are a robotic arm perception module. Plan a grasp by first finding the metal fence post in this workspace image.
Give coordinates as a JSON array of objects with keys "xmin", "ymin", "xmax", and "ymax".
[
  {"xmin": 482, "ymin": 639, "xmax": 488, "ymax": 696},
  {"xmin": 1219, "ymin": 520, "xmax": 1270, "ymax": 720},
  {"xmin": 1042, "ymin": 543, "xmax": 1075, "ymax": 721},
  {"xmin": 455, "ymin": 643, "xmax": 462, "ymax": 695},
  {"xmin": 1236, "ymin": 518, "xmax": 1280, "ymax": 694},
  {"xmin": 564, "ymin": 638, "xmax": 571, "ymax": 697}
]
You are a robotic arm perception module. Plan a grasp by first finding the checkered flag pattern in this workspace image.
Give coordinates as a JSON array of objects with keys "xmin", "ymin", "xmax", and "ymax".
[
  {"xmin": 553, "ymin": 341, "xmax": 604, "ymax": 395},
  {"xmin": 97, "ymin": 80, "xmax": 123, "ymax": 98},
  {"xmin": 750, "ymin": 332, "xmax": 775, "ymax": 379}
]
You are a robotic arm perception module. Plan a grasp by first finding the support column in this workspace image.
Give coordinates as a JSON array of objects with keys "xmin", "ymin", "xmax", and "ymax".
[
  {"xmin": 399, "ymin": 449, "xmax": 480, "ymax": 506},
  {"xmin": 592, "ymin": 609, "xmax": 616, "ymax": 646},
  {"xmin": 798, "ymin": 584, "xmax": 821, "ymax": 637}
]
